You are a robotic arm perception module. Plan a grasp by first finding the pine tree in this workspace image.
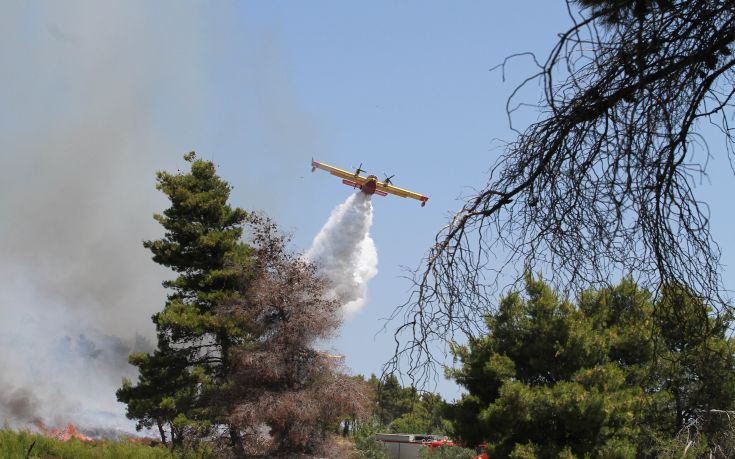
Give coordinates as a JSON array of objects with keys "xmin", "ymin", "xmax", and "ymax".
[
  {"xmin": 118, "ymin": 152, "xmax": 251, "ymax": 451},
  {"xmin": 447, "ymin": 276, "xmax": 735, "ymax": 456},
  {"xmin": 116, "ymin": 340, "xmax": 199, "ymax": 447}
]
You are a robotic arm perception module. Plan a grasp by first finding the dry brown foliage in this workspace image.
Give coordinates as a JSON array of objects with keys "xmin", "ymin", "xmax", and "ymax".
[{"xmin": 221, "ymin": 214, "xmax": 371, "ymax": 457}]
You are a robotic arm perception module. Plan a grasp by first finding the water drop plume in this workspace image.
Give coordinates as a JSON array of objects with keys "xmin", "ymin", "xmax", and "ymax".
[{"xmin": 306, "ymin": 192, "xmax": 378, "ymax": 317}]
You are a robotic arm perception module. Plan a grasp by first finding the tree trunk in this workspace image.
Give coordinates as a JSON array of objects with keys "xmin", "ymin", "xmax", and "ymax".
[
  {"xmin": 156, "ymin": 418, "xmax": 168, "ymax": 447},
  {"xmin": 229, "ymin": 425, "xmax": 246, "ymax": 458},
  {"xmin": 674, "ymin": 386, "xmax": 684, "ymax": 432},
  {"xmin": 171, "ymin": 424, "xmax": 184, "ymax": 450}
]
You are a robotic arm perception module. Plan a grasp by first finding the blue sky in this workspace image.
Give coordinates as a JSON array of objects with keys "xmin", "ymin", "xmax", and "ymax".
[
  {"xmin": 3, "ymin": 0, "xmax": 735, "ymax": 413},
  {"xmin": 190, "ymin": 1, "xmax": 573, "ymax": 397}
]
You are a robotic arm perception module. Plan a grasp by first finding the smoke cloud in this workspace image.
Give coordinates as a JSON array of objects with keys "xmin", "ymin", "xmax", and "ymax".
[
  {"xmin": 306, "ymin": 192, "xmax": 379, "ymax": 317},
  {"xmin": 0, "ymin": 2, "xmax": 200, "ymax": 431},
  {"xmin": 0, "ymin": 2, "xmax": 178, "ymax": 430},
  {"xmin": 0, "ymin": 2, "xmax": 321, "ymax": 433}
]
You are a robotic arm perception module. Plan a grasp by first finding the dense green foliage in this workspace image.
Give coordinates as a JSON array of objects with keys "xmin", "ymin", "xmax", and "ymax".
[
  {"xmin": 0, "ymin": 429, "xmax": 214, "ymax": 459},
  {"xmin": 144, "ymin": 151, "xmax": 250, "ymax": 340},
  {"xmin": 117, "ymin": 152, "xmax": 252, "ymax": 449},
  {"xmin": 368, "ymin": 374, "xmax": 450, "ymax": 435},
  {"xmin": 447, "ymin": 276, "xmax": 735, "ymax": 457}
]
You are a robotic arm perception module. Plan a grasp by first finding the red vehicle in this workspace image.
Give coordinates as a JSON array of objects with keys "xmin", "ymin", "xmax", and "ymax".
[
  {"xmin": 375, "ymin": 433, "xmax": 488, "ymax": 458},
  {"xmin": 426, "ymin": 438, "xmax": 456, "ymax": 448},
  {"xmin": 473, "ymin": 443, "xmax": 489, "ymax": 459},
  {"xmin": 426, "ymin": 438, "xmax": 489, "ymax": 458}
]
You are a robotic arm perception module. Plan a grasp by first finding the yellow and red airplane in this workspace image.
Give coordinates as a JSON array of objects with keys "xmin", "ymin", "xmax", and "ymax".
[{"xmin": 311, "ymin": 159, "xmax": 429, "ymax": 207}]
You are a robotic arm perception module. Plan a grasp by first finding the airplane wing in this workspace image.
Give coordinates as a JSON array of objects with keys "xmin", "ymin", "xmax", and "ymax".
[
  {"xmin": 377, "ymin": 180, "xmax": 429, "ymax": 206},
  {"xmin": 311, "ymin": 159, "xmax": 369, "ymax": 184},
  {"xmin": 311, "ymin": 158, "xmax": 428, "ymax": 206}
]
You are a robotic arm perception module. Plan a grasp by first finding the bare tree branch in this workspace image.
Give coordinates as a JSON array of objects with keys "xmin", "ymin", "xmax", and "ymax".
[{"xmin": 389, "ymin": 0, "xmax": 735, "ymax": 386}]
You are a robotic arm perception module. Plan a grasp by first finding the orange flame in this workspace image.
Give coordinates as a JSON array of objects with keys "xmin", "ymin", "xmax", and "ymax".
[{"xmin": 33, "ymin": 419, "xmax": 92, "ymax": 442}]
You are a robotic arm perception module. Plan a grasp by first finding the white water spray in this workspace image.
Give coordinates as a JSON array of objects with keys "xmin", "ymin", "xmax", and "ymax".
[{"xmin": 306, "ymin": 192, "xmax": 378, "ymax": 317}]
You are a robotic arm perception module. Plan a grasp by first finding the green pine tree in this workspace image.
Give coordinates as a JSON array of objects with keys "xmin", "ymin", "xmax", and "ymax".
[
  {"xmin": 118, "ymin": 152, "xmax": 252, "ymax": 451},
  {"xmin": 116, "ymin": 340, "xmax": 199, "ymax": 447},
  {"xmin": 447, "ymin": 276, "xmax": 735, "ymax": 457}
]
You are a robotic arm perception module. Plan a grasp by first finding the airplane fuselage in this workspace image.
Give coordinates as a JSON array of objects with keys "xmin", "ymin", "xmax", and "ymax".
[{"xmin": 360, "ymin": 175, "xmax": 378, "ymax": 195}]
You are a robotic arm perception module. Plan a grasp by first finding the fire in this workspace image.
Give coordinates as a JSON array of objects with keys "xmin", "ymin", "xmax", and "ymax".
[{"xmin": 33, "ymin": 419, "xmax": 92, "ymax": 442}]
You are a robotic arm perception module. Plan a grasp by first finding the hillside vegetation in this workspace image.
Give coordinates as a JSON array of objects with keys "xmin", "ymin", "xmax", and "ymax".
[{"xmin": 0, "ymin": 429, "xmax": 214, "ymax": 459}]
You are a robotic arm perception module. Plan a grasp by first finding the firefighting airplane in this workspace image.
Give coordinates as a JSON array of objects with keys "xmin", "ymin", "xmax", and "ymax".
[{"xmin": 311, "ymin": 159, "xmax": 429, "ymax": 207}]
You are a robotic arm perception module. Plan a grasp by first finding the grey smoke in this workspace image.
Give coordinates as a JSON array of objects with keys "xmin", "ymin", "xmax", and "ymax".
[
  {"xmin": 0, "ymin": 388, "xmax": 40, "ymax": 424},
  {"xmin": 0, "ymin": 294, "xmax": 155, "ymax": 429},
  {"xmin": 46, "ymin": 22, "xmax": 81, "ymax": 46},
  {"xmin": 0, "ymin": 2, "xmax": 185, "ymax": 429},
  {"xmin": 0, "ymin": 2, "xmax": 320, "ymax": 431}
]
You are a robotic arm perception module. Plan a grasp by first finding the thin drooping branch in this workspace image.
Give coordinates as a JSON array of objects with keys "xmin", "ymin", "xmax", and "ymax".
[{"xmin": 389, "ymin": 0, "xmax": 735, "ymax": 385}]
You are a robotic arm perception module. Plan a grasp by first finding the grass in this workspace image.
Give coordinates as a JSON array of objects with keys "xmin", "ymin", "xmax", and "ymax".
[{"xmin": 0, "ymin": 429, "xmax": 215, "ymax": 459}]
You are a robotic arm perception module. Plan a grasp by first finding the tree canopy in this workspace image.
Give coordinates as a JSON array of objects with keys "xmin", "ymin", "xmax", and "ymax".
[
  {"xmin": 118, "ymin": 152, "xmax": 252, "ymax": 450},
  {"xmin": 447, "ymin": 276, "xmax": 735, "ymax": 456},
  {"xmin": 119, "ymin": 154, "xmax": 373, "ymax": 456},
  {"xmin": 225, "ymin": 214, "xmax": 372, "ymax": 456}
]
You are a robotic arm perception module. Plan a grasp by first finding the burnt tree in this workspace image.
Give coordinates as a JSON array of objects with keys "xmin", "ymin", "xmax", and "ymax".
[{"xmin": 223, "ymin": 214, "xmax": 371, "ymax": 457}]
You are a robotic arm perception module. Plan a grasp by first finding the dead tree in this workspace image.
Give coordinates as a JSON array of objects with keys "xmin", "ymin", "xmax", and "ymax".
[
  {"xmin": 222, "ymin": 214, "xmax": 371, "ymax": 457},
  {"xmin": 390, "ymin": 0, "xmax": 735, "ymax": 384}
]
